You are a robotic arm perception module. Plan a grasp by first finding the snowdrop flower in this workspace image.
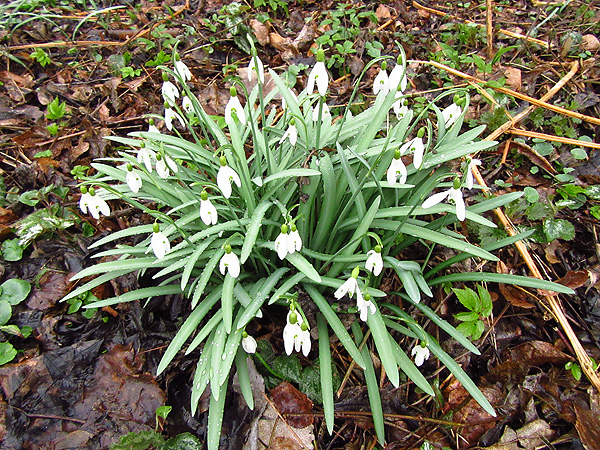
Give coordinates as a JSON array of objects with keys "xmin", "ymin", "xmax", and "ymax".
[
  {"xmin": 334, "ymin": 267, "xmax": 362, "ymax": 300},
  {"xmin": 464, "ymin": 157, "xmax": 482, "ymax": 190},
  {"xmin": 401, "ymin": 129, "xmax": 426, "ymax": 169},
  {"xmin": 365, "ymin": 245, "xmax": 383, "ymax": 276},
  {"xmin": 151, "ymin": 223, "xmax": 170, "ymax": 260},
  {"xmin": 283, "ymin": 310, "xmax": 311, "ymax": 356},
  {"xmin": 393, "ymin": 95, "xmax": 409, "ymax": 119},
  {"xmin": 274, "ymin": 223, "xmax": 290, "ymax": 260},
  {"xmin": 137, "ymin": 144, "xmax": 155, "ymax": 172},
  {"xmin": 79, "ymin": 187, "xmax": 110, "ymax": 220},
  {"xmin": 287, "ymin": 224, "xmax": 302, "ymax": 255},
  {"xmin": 174, "ymin": 58, "xmax": 192, "ymax": 82},
  {"xmin": 161, "ymin": 74, "xmax": 179, "ymax": 106},
  {"xmin": 387, "ymin": 148, "xmax": 408, "ymax": 185},
  {"xmin": 199, "ymin": 190, "xmax": 218, "ymax": 225},
  {"xmin": 312, "ymin": 102, "xmax": 331, "ymax": 122},
  {"xmin": 242, "ymin": 331, "xmax": 257, "ymax": 354},
  {"xmin": 442, "ymin": 102, "xmax": 462, "ymax": 128},
  {"xmin": 217, "ymin": 156, "xmax": 241, "ymax": 199},
  {"xmin": 155, "ymin": 153, "xmax": 177, "ymax": 179},
  {"xmin": 148, "ymin": 119, "xmax": 160, "ymax": 134},
  {"xmin": 389, "ymin": 63, "xmax": 408, "ymax": 93},
  {"xmin": 165, "ymin": 107, "xmax": 184, "ymax": 131},
  {"xmin": 306, "ymin": 49, "xmax": 328, "ymax": 96},
  {"xmin": 182, "ymin": 96, "xmax": 193, "ymax": 114},
  {"xmin": 411, "ymin": 343, "xmax": 430, "ymax": 367},
  {"xmin": 373, "ymin": 64, "xmax": 389, "ymax": 95},
  {"xmin": 247, "ymin": 54, "xmax": 265, "ymax": 84},
  {"xmin": 422, "ymin": 179, "xmax": 466, "ymax": 221},
  {"xmin": 219, "ymin": 244, "xmax": 240, "ymax": 278},
  {"xmin": 125, "ymin": 164, "xmax": 142, "ymax": 193},
  {"xmin": 225, "ymin": 87, "xmax": 246, "ymax": 126},
  {"xmin": 357, "ymin": 293, "xmax": 376, "ymax": 322},
  {"xmin": 280, "ymin": 120, "xmax": 298, "ymax": 146}
]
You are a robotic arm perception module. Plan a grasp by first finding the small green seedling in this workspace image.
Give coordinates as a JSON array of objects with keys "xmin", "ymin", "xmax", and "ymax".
[
  {"xmin": 30, "ymin": 48, "xmax": 52, "ymax": 67},
  {"xmin": 46, "ymin": 97, "xmax": 66, "ymax": 120},
  {"xmin": 453, "ymin": 285, "xmax": 493, "ymax": 340}
]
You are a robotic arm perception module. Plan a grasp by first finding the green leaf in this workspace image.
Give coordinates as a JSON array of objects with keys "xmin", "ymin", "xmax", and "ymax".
[
  {"xmin": 0, "ymin": 279, "xmax": 31, "ymax": 305},
  {"xmin": 221, "ymin": 275, "xmax": 236, "ymax": 334},
  {"xmin": 2, "ymin": 239, "xmax": 24, "ymax": 262},
  {"xmin": 366, "ymin": 304, "xmax": 399, "ymax": 387},
  {"xmin": 430, "ymin": 272, "xmax": 574, "ymax": 294},
  {"xmin": 161, "ymin": 432, "xmax": 203, "ymax": 450},
  {"xmin": 303, "ymin": 284, "xmax": 366, "ymax": 369},
  {"xmin": 191, "ymin": 341, "xmax": 213, "ymax": 415},
  {"xmin": 240, "ymin": 199, "xmax": 272, "ymax": 264},
  {"xmin": 543, "ymin": 218, "xmax": 575, "ymax": 241},
  {"xmin": 109, "ymin": 430, "xmax": 165, "ymax": 450},
  {"xmin": 317, "ymin": 313, "xmax": 334, "ymax": 435},
  {"xmin": 452, "ymin": 287, "xmax": 479, "ymax": 311},
  {"xmin": 262, "ymin": 169, "xmax": 321, "ymax": 185},
  {"xmin": 207, "ymin": 377, "xmax": 228, "ymax": 450},
  {"xmin": 0, "ymin": 301, "xmax": 12, "ymax": 326},
  {"xmin": 0, "ymin": 342, "xmax": 17, "ymax": 365},
  {"xmin": 454, "ymin": 311, "xmax": 480, "ymax": 322},
  {"xmin": 235, "ymin": 350, "xmax": 254, "ymax": 410},
  {"xmin": 285, "ymin": 252, "xmax": 321, "ymax": 283},
  {"xmin": 478, "ymin": 285, "xmax": 493, "ymax": 317}
]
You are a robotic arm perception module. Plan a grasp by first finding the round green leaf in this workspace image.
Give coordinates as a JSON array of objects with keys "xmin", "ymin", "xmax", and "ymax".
[
  {"xmin": 0, "ymin": 342, "xmax": 17, "ymax": 365},
  {"xmin": 0, "ymin": 279, "xmax": 32, "ymax": 305},
  {"xmin": 0, "ymin": 301, "xmax": 12, "ymax": 326}
]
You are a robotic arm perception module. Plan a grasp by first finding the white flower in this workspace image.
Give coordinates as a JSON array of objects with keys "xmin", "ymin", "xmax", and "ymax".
[
  {"xmin": 126, "ymin": 170, "xmax": 142, "ymax": 193},
  {"xmin": 182, "ymin": 96, "xmax": 193, "ymax": 114},
  {"xmin": 162, "ymin": 81, "xmax": 179, "ymax": 106},
  {"xmin": 287, "ymin": 227, "xmax": 302, "ymax": 254},
  {"xmin": 165, "ymin": 108, "xmax": 184, "ymax": 131},
  {"xmin": 274, "ymin": 231, "xmax": 289, "ymax": 260},
  {"xmin": 356, "ymin": 295, "xmax": 376, "ymax": 322},
  {"xmin": 148, "ymin": 124, "xmax": 160, "ymax": 133},
  {"xmin": 280, "ymin": 123, "xmax": 298, "ymax": 146},
  {"xmin": 373, "ymin": 68, "xmax": 389, "ymax": 95},
  {"xmin": 219, "ymin": 250, "xmax": 240, "ymax": 278},
  {"xmin": 283, "ymin": 311, "xmax": 311, "ymax": 357},
  {"xmin": 306, "ymin": 61, "xmax": 328, "ymax": 96},
  {"xmin": 200, "ymin": 198, "xmax": 218, "ymax": 226},
  {"xmin": 422, "ymin": 187, "xmax": 466, "ymax": 221},
  {"xmin": 174, "ymin": 60, "xmax": 192, "ymax": 82},
  {"xmin": 334, "ymin": 274, "xmax": 363, "ymax": 306},
  {"xmin": 312, "ymin": 102, "xmax": 331, "ymax": 122},
  {"xmin": 386, "ymin": 155, "xmax": 408, "ymax": 185},
  {"xmin": 442, "ymin": 103, "xmax": 462, "ymax": 128},
  {"xmin": 393, "ymin": 93, "xmax": 409, "ymax": 119},
  {"xmin": 151, "ymin": 231, "xmax": 170, "ymax": 259},
  {"xmin": 137, "ymin": 147, "xmax": 155, "ymax": 172},
  {"xmin": 217, "ymin": 165, "xmax": 241, "ymax": 199},
  {"xmin": 156, "ymin": 155, "xmax": 177, "ymax": 179},
  {"xmin": 465, "ymin": 157, "xmax": 482, "ymax": 190},
  {"xmin": 242, "ymin": 334, "xmax": 257, "ymax": 354},
  {"xmin": 365, "ymin": 249, "xmax": 383, "ymax": 276},
  {"xmin": 401, "ymin": 137, "xmax": 425, "ymax": 169},
  {"xmin": 389, "ymin": 64, "xmax": 408, "ymax": 92},
  {"xmin": 411, "ymin": 344, "xmax": 430, "ymax": 367},
  {"xmin": 225, "ymin": 95, "xmax": 246, "ymax": 126},
  {"xmin": 247, "ymin": 55, "xmax": 265, "ymax": 83},
  {"xmin": 79, "ymin": 191, "xmax": 110, "ymax": 220}
]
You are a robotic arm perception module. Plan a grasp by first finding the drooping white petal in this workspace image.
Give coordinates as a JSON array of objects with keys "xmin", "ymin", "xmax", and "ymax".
[
  {"xmin": 299, "ymin": 327, "xmax": 311, "ymax": 356},
  {"xmin": 165, "ymin": 108, "xmax": 184, "ymax": 131},
  {"xmin": 126, "ymin": 170, "xmax": 142, "ymax": 193},
  {"xmin": 334, "ymin": 277, "xmax": 358, "ymax": 300},
  {"xmin": 422, "ymin": 189, "xmax": 451, "ymax": 210},
  {"xmin": 137, "ymin": 147, "xmax": 155, "ymax": 172},
  {"xmin": 151, "ymin": 231, "xmax": 170, "ymax": 259},
  {"xmin": 182, "ymin": 96, "xmax": 193, "ymax": 114},
  {"xmin": 225, "ymin": 95, "xmax": 246, "ymax": 126},
  {"xmin": 410, "ymin": 137, "xmax": 425, "ymax": 169},
  {"xmin": 386, "ymin": 157, "xmax": 407, "ymax": 185},
  {"xmin": 373, "ymin": 69, "xmax": 389, "ymax": 95},
  {"xmin": 365, "ymin": 250, "xmax": 383, "ymax": 276},
  {"xmin": 280, "ymin": 124, "xmax": 298, "ymax": 146},
  {"xmin": 242, "ymin": 335, "xmax": 257, "ymax": 354},
  {"xmin": 357, "ymin": 297, "xmax": 376, "ymax": 322},
  {"xmin": 312, "ymin": 102, "xmax": 331, "ymax": 122},
  {"xmin": 465, "ymin": 158, "xmax": 482, "ymax": 190},
  {"xmin": 274, "ymin": 232, "xmax": 289, "ymax": 260},
  {"xmin": 217, "ymin": 165, "xmax": 241, "ymax": 199},
  {"xmin": 442, "ymin": 103, "xmax": 462, "ymax": 128},
  {"xmin": 88, "ymin": 195, "xmax": 110, "ymax": 220},
  {"xmin": 174, "ymin": 60, "xmax": 192, "ymax": 82},
  {"xmin": 393, "ymin": 93, "xmax": 409, "ymax": 119},
  {"xmin": 307, "ymin": 61, "xmax": 328, "ymax": 96},
  {"xmin": 448, "ymin": 187, "xmax": 466, "ymax": 221},
  {"xmin": 287, "ymin": 230, "xmax": 302, "ymax": 254},
  {"xmin": 411, "ymin": 345, "xmax": 430, "ymax": 367},
  {"xmin": 389, "ymin": 64, "xmax": 407, "ymax": 92},
  {"xmin": 247, "ymin": 55, "xmax": 265, "ymax": 83},
  {"xmin": 219, "ymin": 251, "xmax": 240, "ymax": 278},
  {"xmin": 79, "ymin": 192, "xmax": 92, "ymax": 215},
  {"xmin": 162, "ymin": 81, "xmax": 179, "ymax": 106},
  {"xmin": 200, "ymin": 198, "xmax": 218, "ymax": 225},
  {"xmin": 155, "ymin": 158, "xmax": 170, "ymax": 179},
  {"xmin": 148, "ymin": 124, "xmax": 160, "ymax": 134}
]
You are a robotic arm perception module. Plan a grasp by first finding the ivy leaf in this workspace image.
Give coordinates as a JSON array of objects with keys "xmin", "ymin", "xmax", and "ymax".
[{"xmin": 543, "ymin": 218, "xmax": 575, "ymax": 242}]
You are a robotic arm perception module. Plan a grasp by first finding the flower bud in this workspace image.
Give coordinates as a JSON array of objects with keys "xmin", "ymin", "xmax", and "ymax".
[
  {"xmin": 88, "ymin": 187, "xmax": 96, "ymax": 196},
  {"xmin": 162, "ymin": 72, "xmax": 169, "ymax": 82},
  {"xmin": 230, "ymin": 86, "xmax": 237, "ymax": 97},
  {"xmin": 281, "ymin": 223, "xmax": 288, "ymax": 234},
  {"xmin": 417, "ymin": 127, "xmax": 425, "ymax": 138},
  {"xmin": 220, "ymin": 155, "xmax": 227, "ymax": 166},
  {"xmin": 453, "ymin": 177, "xmax": 461, "ymax": 189},
  {"xmin": 224, "ymin": 243, "xmax": 232, "ymax": 254},
  {"xmin": 153, "ymin": 222, "xmax": 160, "ymax": 233},
  {"xmin": 289, "ymin": 311, "xmax": 298, "ymax": 324},
  {"xmin": 374, "ymin": 245, "xmax": 382, "ymax": 253},
  {"xmin": 80, "ymin": 186, "xmax": 88, "ymax": 194},
  {"xmin": 351, "ymin": 266, "xmax": 360, "ymax": 279},
  {"xmin": 316, "ymin": 48, "xmax": 325, "ymax": 62},
  {"xmin": 200, "ymin": 190, "xmax": 208, "ymax": 201}
]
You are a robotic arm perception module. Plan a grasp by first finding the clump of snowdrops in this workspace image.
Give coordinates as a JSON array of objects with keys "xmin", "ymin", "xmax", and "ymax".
[{"xmin": 63, "ymin": 45, "xmax": 573, "ymax": 447}]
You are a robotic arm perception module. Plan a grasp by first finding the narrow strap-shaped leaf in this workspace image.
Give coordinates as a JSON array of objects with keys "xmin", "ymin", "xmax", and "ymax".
[
  {"xmin": 86, "ymin": 285, "xmax": 182, "ymax": 309},
  {"xmin": 181, "ymin": 235, "xmax": 217, "ymax": 290},
  {"xmin": 317, "ymin": 313, "xmax": 334, "ymax": 435},
  {"xmin": 235, "ymin": 349, "xmax": 254, "ymax": 410},
  {"xmin": 366, "ymin": 303, "xmax": 399, "ymax": 387},
  {"xmin": 207, "ymin": 374, "xmax": 228, "ymax": 450},
  {"xmin": 192, "ymin": 247, "xmax": 225, "ymax": 308},
  {"xmin": 304, "ymin": 276, "xmax": 387, "ymax": 298},
  {"xmin": 71, "ymin": 257, "xmax": 158, "ymax": 280},
  {"xmin": 157, "ymin": 287, "xmax": 221, "ymax": 375},
  {"xmin": 241, "ymin": 198, "xmax": 272, "ymax": 264},
  {"xmin": 303, "ymin": 284, "xmax": 366, "ymax": 369},
  {"xmin": 218, "ymin": 328, "xmax": 243, "ymax": 386},
  {"xmin": 286, "ymin": 252, "xmax": 321, "ymax": 283},
  {"xmin": 413, "ymin": 271, "xmax": 433, "ymax": 298},
  {"xmin": 429, "ymin": 272, "xmax": 574, "ymax": 294},
  {"xmin": 262, "ymin": 169, "xmax": 321, "ymax": 184},
  {"xmin": 88, "ymin": 224, "xmax": 154, "ymax": 249},
  {"xmin": 191, "ymin": 339, "xmax": 213, "ymax": 415},
  {"xmin": 351, "ymin": 322, "xmax": 385, "ymax": 445},
  {"xmin": 210, "ymin": 322, "xmax": 227, "ymax": 400},
  {"xmin": 236, "ymin": 268, "xmax": 288, "ymax": 330},
  {"xmin": 311, "ymin": 153, "xmax": 337, "ymax": 251},
  {"xmin": 388, "ymin": 336, "xmax": 435, "ymax": 397},
  {"xmin": 222, "ymin": 274, "xmax": 236, "ymax": 334},
  {"xmin": 62, "ymin": 270, "xmax": 130, "ymax": 302},
  {"xmin": 268, "ymin": 272, "xmax": 306, "ymax": 305},
  {"xmin": 385, "ymin": 257, "xmax": 421, "ymax": 304},
  {"xmin": 186, "ymin": 310, "xmax": 223, "ymax": 355}
]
